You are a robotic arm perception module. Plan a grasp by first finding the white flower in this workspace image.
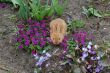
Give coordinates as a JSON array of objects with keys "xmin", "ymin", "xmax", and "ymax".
[
  {"xmin": 97, "ymin": 56, "xmax": 100, "ymax": 60},
  {"xmin": 81, "ymin": 57, "xmax": 85, "ymax": 61},
  {"xmin": 82, "ymin": 47, "xmax": 88, "ymax": 52},
  {"xmin": 91, "ymin": 57, "xmax": 97, "ymax": 60},
  {"xmin": 46, "ymin": 64, "xmax": 49, "ymax": 67},
  {"xmin": 42, "ymin": 50, "xmax": 46, "ymax": 53},
  {"xmin": 33, "ymin": 54, "xmax": 39, "ymax": 60},
  {"xmin": 94, "ymin": 45, "xmax": 99, "ymax": 50},
  {"xmin": 77, "ymin": 59, "xmax": 81, "ymax": 63},
  {"xmin": 88, "ymin": 41, "xmax": 92, "ymax": 45},
  {"xmin": 88, "ymin": 49, "xmax": 91, "ymax": 53},
  {"xmin": 87, "ymin": 65, "xmax": 92, "ymax": 69},
  {"xmin": 75, "ymin": 45, "xmax": 80, "ymax": 50},
  {"xmin": 87, "ymin": 45, "xmax": 92, "ymax": 49},
  {"xmin": 46, "ymin": 53, "xmax": 51, "ymax": 57}
]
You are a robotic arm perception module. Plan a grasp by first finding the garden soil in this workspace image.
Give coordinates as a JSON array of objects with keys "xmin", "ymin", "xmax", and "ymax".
[
  {"xmin": 0, "ymin": 0, "xmax": 110, "ymax": 73},
  {"xmin": 0, "ymin": 5, "xmax": 35, "ymax": 73}
]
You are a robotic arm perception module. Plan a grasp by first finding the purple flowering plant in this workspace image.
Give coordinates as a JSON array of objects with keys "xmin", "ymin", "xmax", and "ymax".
[
  {"xmin": 0, "ymin": 3, "xmax": 7, "ymax": 8},
  {"xmin": 71, "ymin": 31, "xmax": 104, "ymax": 73},
  {"xmin": 15, "ymin": 19, "xmax": 51, "ymax": 54}
]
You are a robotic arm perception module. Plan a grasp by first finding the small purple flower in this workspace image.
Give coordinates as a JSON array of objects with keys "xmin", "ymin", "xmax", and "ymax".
[
  {"xmin": 95, "ymin": 68, "xmax": 100, "ymax": 72},
  {"xmin": 26, "ymin": 30, "xmax": 31, "ymax": 35},
  {"xmin": 17, "ymin": 24, "xmax": 25, "ymax": 29},
  {"xmin": 35, "ymin": 32, "xmax": 39, "ymax": 37},
  {"xmin": 41, "ymin": 20, "xmax": 46, "ymax": 23},
  {"xmin": 27, "ymin": 19, "xmax": 34, "ymax": 24},
  {"xmin": 0, "ymin": 3, "xmax": 7, "ymax": 8},
  {"xmin": 32, "ymin": 37, "xmax": 38, "ymax": 45},
  {"xmin": 73, "ymin": 31, "xmax": 87, "ymax": 45},
  {"xmin": 91, "ymin": 57, "xmax": 97, "ymax": 60},
  {"xmin": 42, "ymin": 30, "xmax": 47, "ymax": 36},
  {"xmin": 34, "ymin": 28, "xmax": 38, "ymax": 31},
  {"xmin": 41, "ymin": 24, "xmax": 46, "ymax": 28},
  {"xmin": 34, "ymin": 22, "xmax": 40, "ymax": 26},
  {"xmin": 32, "ymin": 50, "xmax": 37, "ymax": 55},
  {"xmin": 82, "ymin": 52, "xmax": 88, "ymax": 58},
  {"xmin": 88, "ymin": 50, "xmax": 96, "ymax": 54},
  {"xmin": 25, "ymin": 40, "xmax": 30, "ymax": 46},
  {"xmin": 19, "ymin": 30, "xmax": 25, "ymax": 34},
  {"xmin": 16, "ymin": 37, "xmax": 21, "ymax": 42},
  {"xmin": 18, "ymin": 44, "xmax": 23, "ymax": 49},
  {"xmin": 40, "ymin": 38, "xmax": 46, "ymax": 48},
  {"xmin": 23, "ymin": 35, "xmax": 29, "ymax": 41},
  {"xmin": 63, "ymin": 47, "xmax": 67, "ymax": 52}
]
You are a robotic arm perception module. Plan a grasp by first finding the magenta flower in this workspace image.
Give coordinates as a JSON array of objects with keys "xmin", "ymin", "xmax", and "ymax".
[
  {"xmin": 18, "ymin": 44, "xmax": 23, "ymax": 49},
  {"xmin": 34, "ymin": 28, "xmax": 38, "ymax": 31},
  {"xmin": 41, "ymin": 24, "xmax": 46, "ymax": 28},
  {"xmin": 17, "ymin": 24, "xmax": 25, "ymax": 29},
  {"xmin": 25, "ymin": 40, "xmax": 30, "ymax": 46},
  {"xmin": 41, "ymin": 20, "xmax": 46, "ymax": 23},
  {"xmin": 32, "ymin": 37, "xmax": 38, "ymax": 45},
  {"xmin": 26, "ymin": 30, "xmax": 31, "ymax": 35},
  {"xmin": 16, "ymin": 19, "xmax": 50, "ymax": 53},
  {"xmin": 0, "ymin": 3, "xmax": 7, "ymax": 8},
  {"xmin": 17, "ymin": 37, "xmax": 22, "ymax": 42},
  {"xmin": 73, "ymin": 31, "xmax": 87, "ymax": 45},
  {"xmin": 34, "ymin": 22, "xmax": 40, "ymax": 26},
  {"xmin": 41, "ymin": 41, "xmax": 46, "ymax": 47},
  {"xmin": 27, "ymin": 19, "xmax": 34, "ymax": 24},
  {"xmin": 32, "ymin": 50, "xmax": 37, "ymax": 55},
  {"xmin": 40, "ymin": 38, "xmax": 46, "ymax": 48},
  {"xmin": 19, "ymin": 30, "xmax": 25, "ymax": 35}
]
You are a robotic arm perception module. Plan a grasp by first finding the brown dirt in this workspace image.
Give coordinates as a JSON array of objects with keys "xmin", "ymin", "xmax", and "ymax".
[{"xmin": 0, "ymin": 5, "xmax": 35, "ymax": 73}]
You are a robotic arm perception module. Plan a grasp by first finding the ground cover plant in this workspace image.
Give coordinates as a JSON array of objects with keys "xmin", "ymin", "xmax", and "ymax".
[
  {"xmin": 68, "ymin": 19, "xmax": 85, "ymax": 33},
  {"xmin": 15, "ymin": 19, "xmax": 51, "ymax": 53}
]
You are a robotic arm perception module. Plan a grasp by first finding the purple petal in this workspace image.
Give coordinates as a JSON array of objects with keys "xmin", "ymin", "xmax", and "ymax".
[{"xmin": 18, "ymin": 45, "xmax": 23, "ymax": 49}]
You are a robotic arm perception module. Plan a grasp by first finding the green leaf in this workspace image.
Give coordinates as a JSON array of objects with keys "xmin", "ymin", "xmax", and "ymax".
[
  {"xmin": 15, "ymin": 42, "xmax": 20, "ymax": 49},
  {"xmin": 82, "ymin": 6, "xmax": 89, "ymax": 15},
  {"xmin": 52, "ymin": 0, "xmax": 67, "ymax": 16},
  {"xmin": 44, "ymin": 45, "xmax": 51, "ymax": 51},
  {"xmin": 73, "ymin": 20, "xmax": 85, "ymax": 28},
  {"xmin": 29, "ymin": 44, "xmax": 35, "ymax": 50},
  {"xmin": 88, "ymin": 8, "xmax": 102, "ymax": 17},
  {"xmin": 36, "ymin": 45, "xmax": 41, "ymax": 50},
  {"xmin": 11, "ymin": 0, "xmax": 19, "ymax": 7}
]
